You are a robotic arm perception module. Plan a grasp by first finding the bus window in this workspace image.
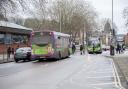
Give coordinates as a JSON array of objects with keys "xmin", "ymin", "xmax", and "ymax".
[{"xmin": 32, "ymin": 33, "xmax": 52, "ymax": 45}]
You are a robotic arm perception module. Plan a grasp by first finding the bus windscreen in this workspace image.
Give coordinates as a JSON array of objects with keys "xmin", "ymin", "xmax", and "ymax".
[{"xmin": 32, "ymin": 33, "xmax": 51, "ymax": 44}]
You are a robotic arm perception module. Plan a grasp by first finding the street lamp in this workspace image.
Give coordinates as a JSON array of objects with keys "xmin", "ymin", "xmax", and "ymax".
[
  {"xmin": 59, "ymin": 8, "xmax": 62, "ymax": 32},
  {"xmin": 112, "ymin": 0, "xmax": 113, "ymax": 29},
  {"xmin": 58, "ymin": 1, "xmax": 62, "ymax": 32},
  {"xmin": 110, "ymin": 0, "xmax": 115, "ymax": 56}
]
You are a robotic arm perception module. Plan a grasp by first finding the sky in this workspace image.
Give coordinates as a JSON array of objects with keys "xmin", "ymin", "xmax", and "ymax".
[{"xmin": 88, "ymin": 0, "xmax": 128, "ymax": 34}]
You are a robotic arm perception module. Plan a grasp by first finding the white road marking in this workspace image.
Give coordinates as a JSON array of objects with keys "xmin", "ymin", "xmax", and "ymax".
[
  {"xmin": 89, "ymin": 71, "xmax": 113, "ymax": 74},
  {"xmin": 86, "ymin": 76, "xmax": 114, "ymax": 79},
  {"xmin": 111, "ymin": 59, "xmax": 125, "ymax": 89},
  {"xmin": 90, "ymin": 82, "xmax": 115, "ymax": 85},
  {"xmin": 93, "ymin": 87, "xmax": 102, "ymax": 89}
]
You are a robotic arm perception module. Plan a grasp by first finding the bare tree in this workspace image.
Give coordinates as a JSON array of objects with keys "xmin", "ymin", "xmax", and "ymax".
[
  {"xmin": 123, "ymin": 7, "xmax": 128, "ymax": 28},
  {"xmin": 0, "ymin": 0, "xmax": 27, "ymax": 23},
  {"xmin": 0, "ymin": 0, "xmax": 16, "ymax": 20},
  {"xmin": 48, "ymin": 0, "xmax": 98, "ymax": 42}
]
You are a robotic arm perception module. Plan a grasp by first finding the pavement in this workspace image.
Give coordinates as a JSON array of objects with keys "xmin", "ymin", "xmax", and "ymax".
[
  {"xmin": 0, "ymin": 54, "xmax": 14, "ymax": 63},
  {"xmin": 102, "ymin": 50, "xmax": 128, "ymax": 88}
]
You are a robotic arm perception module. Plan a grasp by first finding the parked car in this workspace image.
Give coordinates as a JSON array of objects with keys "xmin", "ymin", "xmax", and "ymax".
[
  {"xmin": 102, "ymin": 45, "xmax": 110, "ymax": 51},
  {"xmin": 14, "ymin": 47, "xmax": 31, "ymax": 62}
]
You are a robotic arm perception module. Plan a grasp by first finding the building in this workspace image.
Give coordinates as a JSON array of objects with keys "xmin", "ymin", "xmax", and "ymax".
[
  {"xmin": 0, "ymin": 21, "xmax": 32, "ymax": 63},
  {"xmin": 116, "ymin": 34, "xmax": 125, "ymax": 45},
  {"xmin": 124, "ymin": 33, "xmax": 128, "ymax": 46},
  {"xmin": 101, "ymin": 20, "xmax": 112, "ymax": 46},
  {"xmin": 101, "ymin": 31, "xmax": 111, "ymax": 46},
  {"xmin": 101, "ymin": 20, "xmax": 117, "ymax": 46}
]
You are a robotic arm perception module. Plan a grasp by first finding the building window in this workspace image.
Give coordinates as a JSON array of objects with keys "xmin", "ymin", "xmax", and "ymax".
[
  {"xmin": 12, "ymin": 35, "xmax": 28, "ymax": 44},
  {"xmin": 12, "ymin": 35, "xmax": 20, "ymax": 43},
  {"xmin": 5, "ymin": 34, "xmax": 12, "ymax": 44},
  {"xmin": 0, "ymin": 34, "xmax": 4, "ymax": 43}
]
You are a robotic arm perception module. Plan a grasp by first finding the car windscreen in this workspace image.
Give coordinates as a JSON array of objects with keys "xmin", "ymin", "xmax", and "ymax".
[{"xmin": 16, "ymin": 48, "xmax": 31, "ymax": 52}]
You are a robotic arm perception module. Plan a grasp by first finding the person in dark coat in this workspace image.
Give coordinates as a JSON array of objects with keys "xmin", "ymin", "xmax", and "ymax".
[
  {"xmin": 80, "ymin": 44, "xmax": 83, "ymax": 55},
  {"xmin": 7, "ymin": 47, "xmax": 11, "ymax": 59},
  {"xmin": 117, "ymin": 43, "xmax": 121, "ymax": 54},
  {"xmin": 122, "ymin": 44, "xmax": 125, "ymax": 51},
  {"xmin": 11, "ymin": 48, "xmax": 14, "ymax": 55},
  {"xmin": 72, "ymin": 44, "xmax": 76, "ymax": 54}
]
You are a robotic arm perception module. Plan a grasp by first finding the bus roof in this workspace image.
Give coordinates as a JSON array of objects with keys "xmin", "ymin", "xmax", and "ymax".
[
  {"xmin": 33, "ymin": 30, "xmax": 70, "ymax": 37},
  {"xmin": 53, "ymin": 31, "xmax": 70, "ymax": 37}
]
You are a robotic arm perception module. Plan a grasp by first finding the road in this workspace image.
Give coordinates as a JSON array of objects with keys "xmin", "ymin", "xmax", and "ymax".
[{"xmin": 0, "ymin": 52, "xmax": 121, "ymax": 89}]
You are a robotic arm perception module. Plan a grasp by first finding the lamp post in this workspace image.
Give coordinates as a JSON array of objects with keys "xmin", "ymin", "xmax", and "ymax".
[
  {"xmin": 112, "ymin": 0, "xmax": 113, "ymax": 29},
  {"xmin": 58, "ymin": 1, "xmax": 62, "ymax": 33},
  {"xmin": 110, "ymin": 0, "xmax": 115, "ymax": 56},
  {"xmin": 60, "ymin": 9, "xmax": 62, "ymax": 32}
]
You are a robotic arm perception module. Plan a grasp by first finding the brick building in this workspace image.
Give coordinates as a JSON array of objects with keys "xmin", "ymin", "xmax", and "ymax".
[
  {"xmin": 0, "ymin": 21, "xmax": 32, "ymax": 63},
  {"xmin": 124, "ymin": 33, "xmax": 128, "ymax": 46}
]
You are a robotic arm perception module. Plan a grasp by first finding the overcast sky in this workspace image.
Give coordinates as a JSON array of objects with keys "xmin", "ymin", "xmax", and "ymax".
[{"xmin": 88, "ymin": 0, "xmax": 128, "ymax": 34}]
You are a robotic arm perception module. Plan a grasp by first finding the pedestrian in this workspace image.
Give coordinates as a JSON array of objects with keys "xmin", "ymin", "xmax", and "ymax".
[
  {"xmin": 117, "ymin": 43, "xmax": 121, "ymax": 54},
  {"xmin": 83, "ymin": 44, "xmax": 85, "ymax": 54},
  {"xmin": 7, "ymin": 46, "xmax": 11, "ymax": 59},
  {"xmin": 80, "ymin": 44, "xmax": 83, "ymax": 55},
  {"xmin": 121, "ymin": 44, "xmax": 124, "ymax": 53},
  {"xmin": 122, "ymin": 44, "xmax": 125, "ymax": 51},
  {"xmin": 116, "ymin": 46, "xmax": 118, "ymax": 54},
  {"xmin": 72, "ymin": 43, "xmax": 76, "ymax": 54},
  {"xmin": 119, "ymin": 44, "xmax": 121, "ymax": 54},
  {"xmin": 11, "ymin": 48, "xmax": 14, "ymax": 55}
]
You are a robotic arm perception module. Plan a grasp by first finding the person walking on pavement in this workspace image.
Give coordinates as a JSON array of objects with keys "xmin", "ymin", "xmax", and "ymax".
[
  {"xmin": 72, "ymin": 43, "xmax": 76, "ymax": 54},
  {"xmin": 121, "ymin": 44, "xmax": 125, "ymax": 52},
  {"xmin": 11, "ymin": 48, "xmax": 14, "ymax": 55},
  {"xmin": 121, "ymin": 44, "xmax": 124, "ymax": 53},
  {"xmin": 116, "ymin": 46, "xmax": 118, "ymax": 54},
  {"xmin": 119, "ymin": 44, "xmax": 121, "ymax": 54},
  {"xmin": 83, "ymin": 44, "xmax": 85, "ymax": 54},
  {"xmin": 117, "ymin": 43, "xmax": 121, "ymax": 54},
  {"xmin": 80, "ymin": 44, "xmax": 83, "ymax": 55},
  {"xmin": 7, "ymin": 46, "xmax": 11, "ymax": 59}
]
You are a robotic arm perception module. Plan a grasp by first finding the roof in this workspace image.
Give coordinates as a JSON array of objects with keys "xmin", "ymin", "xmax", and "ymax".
[{"xmin": 0, "ymin": 21, "xmax": 32, "ymax": 31}]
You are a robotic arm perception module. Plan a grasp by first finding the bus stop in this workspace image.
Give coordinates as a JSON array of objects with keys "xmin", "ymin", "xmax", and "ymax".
[{"xmin": 0, "ymin": 21, "xmax": 32, "ymax": 63}]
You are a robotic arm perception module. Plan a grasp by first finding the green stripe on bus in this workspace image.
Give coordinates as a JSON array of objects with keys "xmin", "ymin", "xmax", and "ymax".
[{"xmin": 32, "ymin": 44, "xmax": 48, "ymax": 55}]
